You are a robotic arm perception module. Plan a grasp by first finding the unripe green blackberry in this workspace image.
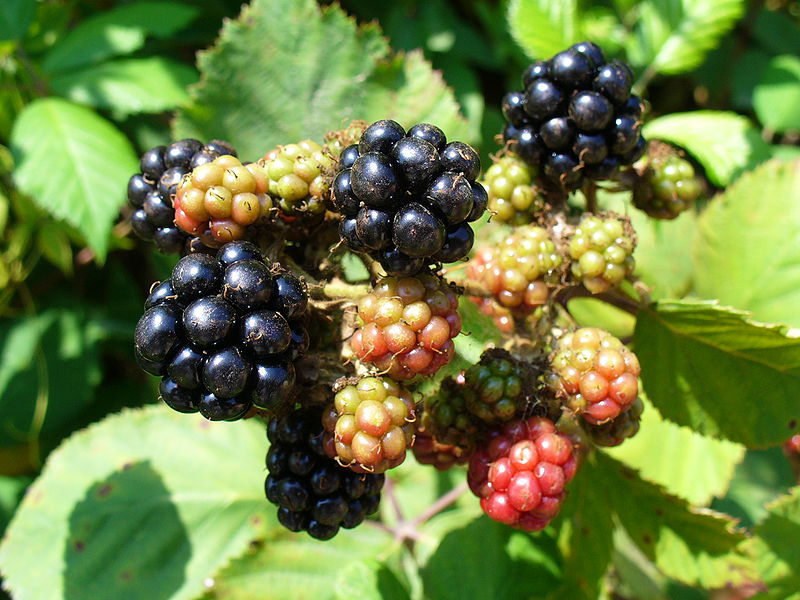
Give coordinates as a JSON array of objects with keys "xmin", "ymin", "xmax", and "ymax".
[
  {"xmin": 467, "ymin": 226, "xmax": 561, "ymax": 312},
  {"xmin": 351, "ymin": 273, "xmax": 461, "ymax": 380},
  {"xmin": 260, "ymin": 140, "xmax": 337, "ymax": 219},
  {"xmin": 322, "ymin": 376, "xmax": 416, "ymax": 473},
  {"xmin": 633, "ymin": 155, "xmax": 702, "ymax": 219},
  {"xmin": 583, "ymin": 396, "xmax": 643, "ymax": 446},
  {"xmin": 568, "ymin": 214, "xmax": 635, "ymax": 294},
  {"xmin": 547, "ymin": 327, "xmax": 640, "ymax": 425},
  {"xmin": 420, "ymin": 378, "xmax": 482, "ymax": 454},
  {"xmin": 463, "ymin": 350, "xmax": 532, "ymax": 424},
  {"xmin": 483, "ymin": 154, "xmax": 544, "ymax": 225},
  {"xmin": 174, "ymin": 155, "xmax": 272, "ymax": 246}
]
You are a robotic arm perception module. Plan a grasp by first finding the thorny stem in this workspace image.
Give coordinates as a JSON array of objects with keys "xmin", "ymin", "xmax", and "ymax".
[{"xmin": 554, "ymin": 283, "xmax": 643, "ymax": 316}]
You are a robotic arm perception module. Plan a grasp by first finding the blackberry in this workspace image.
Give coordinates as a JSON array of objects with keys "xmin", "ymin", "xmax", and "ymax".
[
  {"xmin": 133, "ymin": 241, "xmax": 309, "ymax": 420},
  {"xmin": 468, "ymin": 416, "xmax": 578, "ymax": 531},
  {"xmin": 584, "ymin": 396, "xmax": 643, "ymax": 446},
  {"xmin": 419, "ymin": 377, "xmax": 482, "ymax": 454},
  {"xmin": 467, "ymin": 227, "xmax": 561, "ymax": 313},
  {"xmin": 633, "ymin": 154, "xmax": 702, "ymax": 219},
  {"xmin": 501, "ymin": 41, "xmax": 646, "ymax": 189},
  {"xmin": 322, "ymin": 376, "xmax": 416, "ymax": 473},
  {"xmin": 470, "ymin": 297, "xmax": 515, "ymax": 334},
  {"xmin": 568, "ymin": 214, "xmax": 636, "ymax": 294},
  {"xmin": 462, "ymin": 350, "xmax": 533, "ymax": 424},
  {"xmin": 266, "ymin": 406, "xmax": 384, "ymax": 539},
  {"xmin": 482, "ymin": 154, "xmax": 543, "ymax": 225},
  {"xmin": 332, "ymin": 120, "xmax": 485, "ymax": 276},
  {"xmin": 174, "ymin": 154, "xmax": 271, "ymax": 246},
  {"xmin": 260, "ymin": 139, "xmax": 337, "ymax": 219},
  {"xmin": 126, "ymin": 139, "xmax": 238, "ymax": 253},
  {"xmin": 350, "ymin": 273, "xmax": 461, "ymax": 380},
  {"xmin": 547, "ymin": 327, "xmax": 641, "ymax": 425},
  {"xmin": 412, "ymin": 424, "xmax": 470, "ymax": 471}
]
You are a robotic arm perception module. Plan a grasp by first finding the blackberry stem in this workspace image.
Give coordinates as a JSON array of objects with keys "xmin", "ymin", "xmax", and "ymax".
[
  {"xmin": 411, "ymin": 481, "xmax": 469, "ymax": 526},
  {"xmin": 555, "ymin": 283, "xmax": 641, "ymax": 316},
  {"xmin": 583, "ymin": 181, "xmax": 599, "ymax": 213}
]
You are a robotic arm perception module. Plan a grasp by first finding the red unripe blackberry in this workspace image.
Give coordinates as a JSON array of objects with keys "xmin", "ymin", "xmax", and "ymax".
[
  {"xmin": 470, "ymin": 297, "xmax": 515, "ymax": 334},
  {"xmin": 174, "ymin": 155, "xmax": 272, "ymax": 246},
  {"xmin": 323, "ymin": 376, "xmax": 416, "ymax": 473},
  {"xmin": 633, "ymin": 154, "xmax": 703, "ymax": 219},
  {"xmin": 467, "ymin": 226, "xmax": 561, "ymax": 312},
  {"xmin": 568, "ymin": 214, "xmax": 635, "ymax": 294},
  {"xmin": 412, "ymin": 424, "xmax": 470, "ymax": 471},
  {"xmin": 468, "ymin": 416, "xmax": 578, "ymax": 531},
  {"xmin": 482, "ymin": 154, "xmax": 544, "ymax": 225},
  {"xmin": 583, "ymin": 396, "xmax": 643, "ymax": 446},
  {"xmin": 350, "ymin": 273, "xmax": 461, "ymax": 380},
  {"xmin": 548, "ymin": 327, "xmax": 641, "ymax": 425}
]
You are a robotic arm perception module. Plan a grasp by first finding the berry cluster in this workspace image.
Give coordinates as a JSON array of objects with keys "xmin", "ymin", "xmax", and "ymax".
[
  {"xmin": 633, "ymin": 154, "xmax": 702, "ymax": 219},
  {"xmin": 261, "ymin": 140, "xmax": 337, "ymax": 219},
  {"xmin": 174, "ymin": 155, "xmax": 271, "ymax": 246},
  {"xmin": 412, "ymin": 425, "xmax": 470, "ymax": 471},
  {"xmin": 350, "ymin": 273, "xmax": 461, "ymax": 380},
  {"xmin": 467, "ymin": 226, "xmax": 561, "ymax": 312},
  {"xmin": 133, "ymin": 241, "xmax": 308, "ymax": 420},
  {"xmin": 266, "ymin": 407, "xmax": 384, "ymax": 540},
  {"xmin": 468, "ymin": 416, "xmax": 578, "ymax": 531},
  {"xmin": 322, "ymin": 376, "xmax": 416, "ymax": 473},
  {"xmin": 462, "ymin": 351, "xmax": 532, "ymax": 424},
  {"xmin": 127, "ymin": 139, "xmax": 237, "ymax": 253},
  {"xmin": 568, "ymin": 214, "xmax": 635, "ymax": 294},
  {"xmin": 547, "ymin": 327, "xmax": 640, "ymax": 424},
  {"xmin": 501, "ymin": 41, "xmax": 645, "ymax": 190},
  {"xmin": 333, "ymin": 120, "xmax": 487, "ymax": 276},
  {"xmin": 482, "ymin": 154, "xmax": 543, "ymax": 225},
  {"xmin": 583, "ymin": 396, "xmax": 643, "ymax": 447}
]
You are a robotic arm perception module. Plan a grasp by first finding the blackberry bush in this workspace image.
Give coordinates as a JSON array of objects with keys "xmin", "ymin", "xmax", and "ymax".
[
  {"xmin": 322, "ymin": 376, "xmax": 416, "ymax": 473},
  {"xmin": 332, "ymin": 120, "xmax": 487, "ymax": 276},
  {"xmin": 547, "ymin": 327, "xmax": 640, "ymax": 424},
  {"xmin": 502, "ymin": 41, "xmax": 645, "ymax": 190},
  {"xmin": 266, "ymin": 406, "xmax": 384, "ymax": 539},
  {"xmin": 568, "ymin": 214, "xmax": 636, "ymax": 293},
  {"xmin": 133, "ymin": 241, "xmax": 308, "ymax": 420},
  {"xmin": 173, "ymin": 154, "xmax": 271, "ymax": 246},
  {"xmin": 467, "ymin": 416, "xmax": 579, "ymax": 531},
  {"xmin": 350, "ymin": 272, "xmax": 461, "ymax": 380},
  {"xmin": 127, "ymin": 138, "xmax": 237, "ymax": 253}
]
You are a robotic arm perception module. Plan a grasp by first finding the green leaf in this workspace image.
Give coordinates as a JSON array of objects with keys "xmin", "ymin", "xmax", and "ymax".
[
  {"xmin": 753, "ymin": 55, "xmax": 800, "ymax": 133},
  {"xmin": 0, "ymin": 406, "xmax": 270, "ymax": 600},
  {"xmin": 752, "ymin": 8, "xmax": 800, "ymax": 56},
  {"xmin": 334, "ymin": 560, "xmax": 411, "ymax": 600},
  {"xmin": 693, "ymin": 159, "xmax": 800, "ymax": 327},
  {"xmin": 36, "ymin": 221, "xmax": 73, "ymax": 275},
  {"xmin": 506, "ymin": 0, "xmax": 577, "ymax": 60},
  {"xmin": 606, "ymin": 397, "xmax": 745, "ymax": 505},
  {"xmin": 10, "ymin": 98, "xmax": 138, "ymax": 259},
  {"xmin": 456, "ymin": 296, "xmax": 502, "ymax": 365},
  {"xmin": 643, "ymin": 111, "xmax": 771, "ymax": 186},
  {"xmin": 634, "ymin": 301, "xmax": 800, "ymax": 447},
  {"xmin": 595, "ymin": 453, "xmax": 752, "ymax": 588},
  {"xmin": 174, "ymin": 0, "xmax": 468, "ymax": 160},
  {"xmin": 567, "ymin": 297, "xmax": 635, "ymax": 339},
  {"xmin": 746, "ymin": 488, "xmax": 800, "ymax": 600},
  {"xmin": 199, "ymin": 526, "xmax": 399, "ymax": 600},
  {"xmin": 731, "ymin": 49, "xmax": 771, "ymax": 111},
  {"xmin": 549, "ymin": 457, "xmax": 615, "ymax": 600},
  {"xmin": 0, "ymin": 309, "xmax": 101, "ymax": 447},
  {"xmin": 0, "ymin": 0, "xmax": 35, "ymax": 41},
  {"xmin": 420, "ymin": 516, "xmax": 562, "ymax": 600},
  {"xmin": 42, "ymin": 1, "xmax": 198, "ymax": 74},
  {"xmin": 627, "ymin": 0, "xmax": 745, "ymax": 75},
  {"xmin": 50, "ymin": 57, "xmax": 196, "ymax": 117}
]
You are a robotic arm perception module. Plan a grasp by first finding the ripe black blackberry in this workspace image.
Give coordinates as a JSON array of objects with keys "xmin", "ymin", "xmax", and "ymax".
[
  {"xmin": 126, "ymin": 139, "xmax": 238, "ymax": 253},
  {"xmin": 133, "ymin": 241, "xmax": 308, "ymax": 421},
  {"xmin": 266, "ymin": 406, "xmax": 384, "ymax": 540},
  {"xmin": 332, "ymin": 120, "xmax": 486, "ymax": 276},
  {"xmin": 501, "ymin": 41, "xmax": 645, "ymax": 191}
]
